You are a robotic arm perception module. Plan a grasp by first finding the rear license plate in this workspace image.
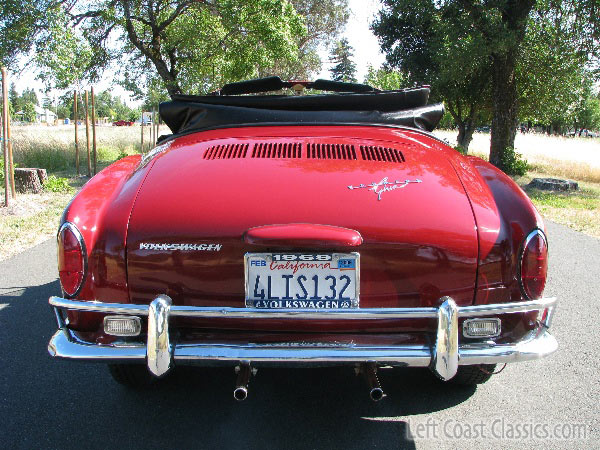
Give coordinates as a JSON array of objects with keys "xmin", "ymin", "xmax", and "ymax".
[{"xmin": 245, "ymin": 253, "xmax": 359, "ymax": 308}]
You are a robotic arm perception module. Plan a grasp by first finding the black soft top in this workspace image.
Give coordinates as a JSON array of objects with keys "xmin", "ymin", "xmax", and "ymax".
[{"xmin": 158, "ymin": 76, "xmax": 444, "ymax": 140}]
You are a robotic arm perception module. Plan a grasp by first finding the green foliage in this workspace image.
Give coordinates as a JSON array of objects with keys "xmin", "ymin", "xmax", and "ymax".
[
  {"xmin": 82, "ymin": 0, "xmax": 306, "ymax": 96},
  {"xmin": 258, "ymin": 0, "xmax": 349, "ymax": 80},
  {"xmin": 364, "ymin": 65, "xmax": 407, "ymax": 90},
  {"xmin": 329, "ymin": 38, "xmax": 357, "ymax": 83},
  {"xmin": 372, "ymin": 0, "xmax": 491, "ymax": 151},
  {"xmin": 500, "ymin": 149, "xmax": 529, "ymax": 176},
  {"xmin": 21, "ymin": 102, "xmax": 36, "ymax": 122},
  {"xmin": 35, "ymin": 6, "xmax": 93, "ymax": 90},
  {"xmin": 44, "ymin": 175, "xmax": 74, "ymax": 194}
]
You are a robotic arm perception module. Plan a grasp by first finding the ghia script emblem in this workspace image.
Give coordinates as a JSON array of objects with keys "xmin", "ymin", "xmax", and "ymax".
[{"xmin": 348, "ymin": 177, "xmax": 422, "ymax": 201}]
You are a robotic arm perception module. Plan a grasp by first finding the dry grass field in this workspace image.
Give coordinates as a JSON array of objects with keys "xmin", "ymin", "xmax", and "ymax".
[
  {"xmin": 434, "ymin": 129, "xmax": 600, "ymax": 182},
  {"xmin": 0, "ymin": 126, "xmax": 598, "ymax": 260}
]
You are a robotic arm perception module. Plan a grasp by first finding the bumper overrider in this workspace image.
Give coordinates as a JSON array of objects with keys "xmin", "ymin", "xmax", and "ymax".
[{"xmin": 48, "ymin": 296, "xmax": 557, "ymax": 381}]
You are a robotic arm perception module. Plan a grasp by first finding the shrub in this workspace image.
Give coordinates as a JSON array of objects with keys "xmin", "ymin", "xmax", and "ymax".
[
  {"xmin": 501, "ymin": 148, "xmax": 529, "ymax": 176},
  {"xmin": 44, "ymin": 175, "xmax": 74, "ymax": 193}
]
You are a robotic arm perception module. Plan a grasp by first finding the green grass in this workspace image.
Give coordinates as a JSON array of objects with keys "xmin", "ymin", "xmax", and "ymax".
[{"xmin": 516, "ymin": 172, "xmax": 600, "ymax": 238}]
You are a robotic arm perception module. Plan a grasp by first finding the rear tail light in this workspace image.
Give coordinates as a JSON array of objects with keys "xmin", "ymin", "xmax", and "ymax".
[
  {"xmin": 57, "ymin": 222, "xmax": 87, "ymax": 297},
  {"xmin": 519, "ymin": 229, "xmax": 548, "ymax": 300}
]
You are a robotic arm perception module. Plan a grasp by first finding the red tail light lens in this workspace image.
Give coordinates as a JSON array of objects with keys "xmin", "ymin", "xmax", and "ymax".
[
  {"xmin": 58, "ymin": 223, "xmax": 86, "ymax": 297},
  {"xmin": 519, "ymin": 230, "xmax": 548, "ymax": 300}
]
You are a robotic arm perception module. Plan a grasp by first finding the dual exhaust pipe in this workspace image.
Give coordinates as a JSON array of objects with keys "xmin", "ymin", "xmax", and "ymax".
[{"xmin": 233, "ymin": 362, "xmax": 384, "ymax": 402}]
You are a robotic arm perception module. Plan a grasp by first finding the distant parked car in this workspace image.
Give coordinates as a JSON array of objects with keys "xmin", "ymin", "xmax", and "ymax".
[{"xmin": 113, "ymin": 120, "xmax": 134, "ymax": 126}]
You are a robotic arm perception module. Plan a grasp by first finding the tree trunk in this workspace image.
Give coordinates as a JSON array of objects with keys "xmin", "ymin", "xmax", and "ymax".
[
  {"xmin": 457, "ymin": 119, "xmax": 476, "ymax": 151},
  {"xmin": 489, "ymin": 53, "xmax": 519, "ymax": 170}
]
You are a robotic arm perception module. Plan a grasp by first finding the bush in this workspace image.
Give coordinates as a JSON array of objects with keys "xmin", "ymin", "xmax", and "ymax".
[
  {"xmin": 501, "ymin": 148, "xmax": 529, "ymax": 176},
  {"xmin": 44, "ymin": 175, "xmax": 74, "ymax": 193}
]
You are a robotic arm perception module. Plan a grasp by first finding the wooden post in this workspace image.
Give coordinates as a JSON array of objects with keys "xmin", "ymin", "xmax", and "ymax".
[
  {"xmin": 84, "ymin": 91, "xmax": 91, "ymax": 176},
  {"xmin": 74, "ymin": 90, "xmax": 79, "ymax": 175},
  {"xmin": 91, "ymin": 87, "xmax": 97, "ymax": 175},
  {"xmin": 140, "ymin": 111, "xmax": 144, "ymax": 153},
  {"xmin": 2, "ymin": 67, "xmax": 9, "ymax": 207},
  {"xmin": 155, "ymin": 108, "xmax": 159, "ymax": 142},
  {"xmin": 151, "ymin": 108, "xmax": 155, "ymax": 144},
  {"xmin": 6, "ymin": 78, "xmax": 14, "ymax": 198}
]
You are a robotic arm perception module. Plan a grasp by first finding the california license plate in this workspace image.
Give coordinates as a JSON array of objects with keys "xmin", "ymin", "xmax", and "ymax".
[{"xmin": 245, "ymin": 253, "xmax": 360, "ymax": 308}]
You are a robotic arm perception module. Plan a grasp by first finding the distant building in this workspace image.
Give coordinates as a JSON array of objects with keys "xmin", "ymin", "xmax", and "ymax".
[{"xmin": 34, "ymin": 105, "xmax": 57, "ymax": 123}]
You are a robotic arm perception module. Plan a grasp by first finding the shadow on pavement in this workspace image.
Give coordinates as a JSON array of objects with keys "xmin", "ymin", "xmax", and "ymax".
[{"xmin": 0, "ymin": 280, "xmax": 477, "ymax": 449}]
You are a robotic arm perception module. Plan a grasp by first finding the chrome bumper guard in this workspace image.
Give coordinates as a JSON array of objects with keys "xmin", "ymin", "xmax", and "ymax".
[{"xmin": 48, "ymin": 296, "xmax": 557, "ymax": 381}]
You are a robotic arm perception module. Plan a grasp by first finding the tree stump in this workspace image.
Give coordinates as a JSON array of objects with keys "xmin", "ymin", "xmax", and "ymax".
[
  {"xmin": 527, "ymin": 178, "xmax": 578, "ymax": 191},
  {"xmin": 14, "ymin": 168, "xmax": 44, "ymax": 194},
  {"xmin": 36, "ymin": 168, "xmax": 48, "ymax": 185}
]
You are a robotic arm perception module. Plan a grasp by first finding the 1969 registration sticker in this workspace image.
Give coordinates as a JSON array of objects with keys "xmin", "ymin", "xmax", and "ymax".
[{"xmin": 244, "ymin": 253, "xmax": 359, "ymax": 308}]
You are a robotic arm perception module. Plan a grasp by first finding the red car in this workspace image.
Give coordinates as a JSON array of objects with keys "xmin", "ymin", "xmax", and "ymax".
[
  {"xmin": 48, "ymin": 77, "xmax": 556, "ymax": 401},
  {"xmin": 113, "ymin": 120, "xmax": 134, "ymax": 126}
]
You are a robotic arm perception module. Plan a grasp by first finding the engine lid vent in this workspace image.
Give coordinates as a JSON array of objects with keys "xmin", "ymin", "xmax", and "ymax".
[
  {"xmin": 204, "ymin": 143, "xmax": 249, "ymax": 159},
  {"xmin": 252, "ymin": 142, "xmax": 302, "ymax": 158},
  {"xmin": 360, "ymin": 145, "xmax": 405, "ymax": 163},
  {"xmin": 307, "ymin": 143, "xmax": 357, "ymax": 160}
]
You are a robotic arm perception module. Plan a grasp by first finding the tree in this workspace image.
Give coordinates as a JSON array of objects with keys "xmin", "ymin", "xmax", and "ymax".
[
  {"xmin": 373, "ymin": 0, "xmax": 600, "ymax": 170},
  {"xmin": 74, "ymin": 0, "xmax": 305, "ymax": 96},
  {"xmin": 364, "ymin": 65, "xmax": 407, "ymax": 90},
  {"xmin": 22, "ymin": 102, "xmax": 36, "ymax": 122},
  {"xmin": 372, "ymin": 0, "xmax": 491, "ymax": 151},
  {"xmin": 329, "ymin": 38, "xmax": 357, "ymax": 82},
  {"xmin": 258, "ymin": 0, "xmax": 349, "ymax": 80}
]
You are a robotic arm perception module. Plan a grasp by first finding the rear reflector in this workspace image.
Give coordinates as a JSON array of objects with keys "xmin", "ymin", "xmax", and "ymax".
[
  {"xmin": 520, "ymin": 230, "xmax": 548, "ymax": 300},
  {"xmin": 57, "ymin": 223, "xmax": 86, "ymax": 297},
  {"xmin": 463, "ymin": 318, "xmax": 501, "ymax": 338},
  {"xmin": 104, "ymin": 316, "xmax": 142, "ymax": 336}
]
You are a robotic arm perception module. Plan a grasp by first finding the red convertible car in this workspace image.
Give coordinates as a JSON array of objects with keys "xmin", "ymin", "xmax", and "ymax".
[{"xmin": 49, "ymin": 77, "xmax": 557, "ymax": 401}]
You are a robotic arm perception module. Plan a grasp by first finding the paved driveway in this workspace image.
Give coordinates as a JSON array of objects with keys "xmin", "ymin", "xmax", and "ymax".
[{"xmin": 0, "ymin": 221, "xmax": 597, "ymax": 449}]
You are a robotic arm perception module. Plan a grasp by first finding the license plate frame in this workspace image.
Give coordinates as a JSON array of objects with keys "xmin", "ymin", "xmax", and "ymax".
[{"xmin": 244, "ymin": 252, "xmax": 360, "ymax": 309}]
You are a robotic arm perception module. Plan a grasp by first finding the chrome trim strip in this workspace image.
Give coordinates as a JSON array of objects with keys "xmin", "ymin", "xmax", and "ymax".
[
  {"xmin": 147, "ymin": 295, "xmax": 172, "ymax": 377},
  {"xmin": 49, "ymin": 296, "xmax": 556, "ymax": 319},
  {"xmin": 431, "ymin": 297, "xmax": 458, "ymax": 381},
  {"xmin": 47, "ymin": 327, "xmax": 557, "ymax": 367},
  {"xmin": 458, "ymin": 297, "xmax": 556, "ymax": 317},
  {"xmin": 458, "ymin": 328, "xmax": 558, "ymax": 365}
]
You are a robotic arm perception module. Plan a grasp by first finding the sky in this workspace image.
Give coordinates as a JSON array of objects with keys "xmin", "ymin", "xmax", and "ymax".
[{"xmin": 10, "ymin": 0, "xmax": 385, "ymax": 107}]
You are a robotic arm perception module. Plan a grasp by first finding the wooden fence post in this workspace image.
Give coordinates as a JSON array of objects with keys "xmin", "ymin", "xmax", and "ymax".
[
  {"xmin": 141, "ymin": 111, "xmax": 144, "ymax": 153},
  {"xmin": 74, "ymin": 90, "xmax": 79, "ymax": 175},
  {"xmin": 6, "ymin": 78, "xmax": 14, "ymax": 198},
  {"xmin": 84, "ymin": 91, "xmax": 91, "ymax": 176},
  {"xmin": 91, "ymin": 87, "xmax": 97, "ymax": 175},
  {"xmin": 2, "ymin": 67, "xmax": 10, "ymax": 207},
  {"xmin": 152, "ymin": 106, "xmax": 159, "ymax": 143}
]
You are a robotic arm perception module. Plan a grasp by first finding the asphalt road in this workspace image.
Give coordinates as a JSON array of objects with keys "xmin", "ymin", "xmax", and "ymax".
[{"xmin": 0, "ymin": 221, "xmax": 598, "ymax": 449}]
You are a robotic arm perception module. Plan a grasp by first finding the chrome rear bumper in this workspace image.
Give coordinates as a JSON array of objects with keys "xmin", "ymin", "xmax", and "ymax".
[{"xmin": 48, "ymin": 296, "xmax": 557, "ymax": 381}]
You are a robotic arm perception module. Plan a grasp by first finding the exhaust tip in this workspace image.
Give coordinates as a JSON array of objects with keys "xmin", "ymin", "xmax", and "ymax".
[
  {"xmin": 234, "ymin": 387, "xmax": 248, "ymax": 401},
  {"xmin": 370, "ymin": 387, "xmax": 384, "ymax": 402}
]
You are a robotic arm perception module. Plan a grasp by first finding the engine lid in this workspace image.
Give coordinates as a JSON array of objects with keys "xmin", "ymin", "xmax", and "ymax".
[{"xmin": 126, "ymin": 126, "xmax": 478, "ymax": 318}]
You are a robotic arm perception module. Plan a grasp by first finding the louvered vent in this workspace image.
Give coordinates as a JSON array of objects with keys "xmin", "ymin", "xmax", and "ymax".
[
  {"xmin": 307, "ymin": 143, "xmax": 357, "ymax": 160},
  {"xmin": 204, "ymin": 143, "xmax": 249, "ymax": 159},
  {"xmin": 360, "ymin": 145, "xmax": 405, "ymax": 163},
  {"xmin": 251, "ymin": 142, "xmax": 302, "ymax": 158}
]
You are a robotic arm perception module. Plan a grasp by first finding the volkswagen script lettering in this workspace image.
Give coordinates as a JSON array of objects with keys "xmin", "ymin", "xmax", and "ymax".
[
  {"xmin": 139, "ymin": 243, "xmax": 222, "ymax": 251},
  {"xmin": 348, "ymin": 177, "xmax": 422, "ymax": 201}
]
